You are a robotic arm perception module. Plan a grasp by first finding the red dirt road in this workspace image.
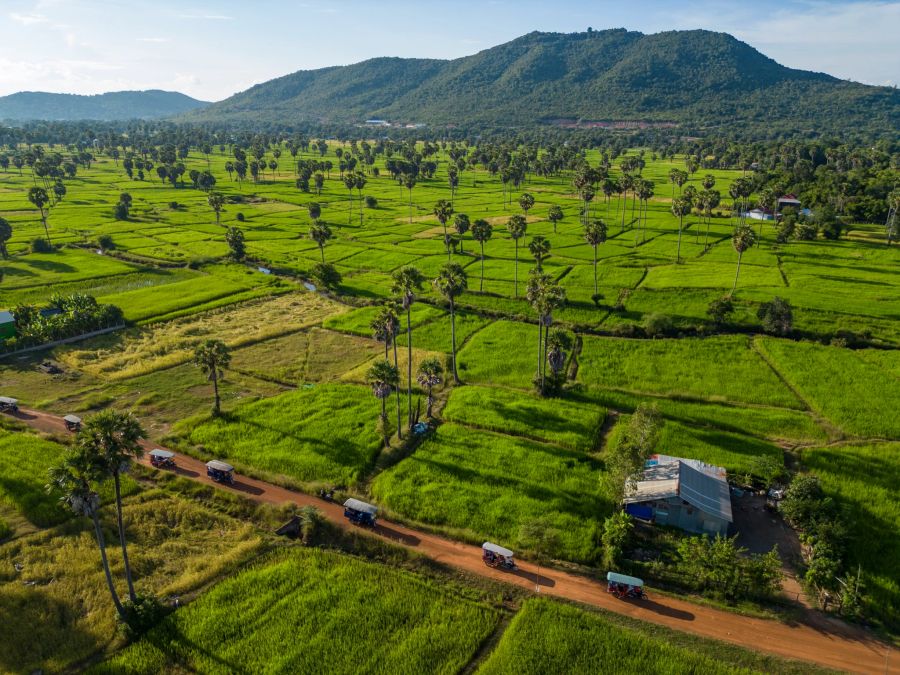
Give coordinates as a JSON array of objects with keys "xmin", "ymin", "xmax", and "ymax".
[{"xmin": 11, "ymin": 408, "xmax": 894, "ymax": 674}]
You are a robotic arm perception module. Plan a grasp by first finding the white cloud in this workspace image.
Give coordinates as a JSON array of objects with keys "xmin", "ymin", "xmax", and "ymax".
[
  {"xmin": 9, "ymin": 12, "xmax": 48, "ymax": 25},
  {"xmin": 137, "ymin": 37, "xmax": 170, "ymax": 43}
]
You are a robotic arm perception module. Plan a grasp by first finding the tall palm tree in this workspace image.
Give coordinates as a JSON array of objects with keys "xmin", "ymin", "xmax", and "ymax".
[
  {"xmin": 370, "ymin": 305, "xmax": 403, "ymax": 438},
  {"xmin": 403, "ymin": 174, "xmax": 417, "ymax": 223},
  {"xmin": 547, "ymin": 205, "xmax": 563, "ymax": 233},
  {"xmin": 416, "ymin": 357, "xmax": 443, "ymax": 419},
  {"xmin": 757, "ymin": 186, "xmax": 776, "ymax": 246},
  {"xmin": 471, "ymin": 218, "xmax": 493, "ymax": 291},
  {"xmin": 27, "ymin": 186, "xmax": 51, "ymax": 245},
  {"xmin": 307, "ymin": 201, "xmax": 321, "ymax": 224},
  {"xmin": 0, "ymin": 216, "xmax": 12, "ymax": 259},
  {"xmin": 703, "ymin": 189, "xmax": 721, "ymax": 249},
  {"xmin": 620, "ymin": 173, "xmax": 634, "ymax": 232},
  {"xmin": 354, "ymin": 172, "xmax": 367, "ymax": 226},
  {"xmin": 309, "ymin": 221, "xmax": 333, "ymax": 262},
  {"xmin": 671, "ymin": 197, "xmax": 691, "ymax": 264},
  {"xmin": 433, "ymin": 263, "xmax": 468, "ymax": 384},
  {"xmin": 366, "ymin": 359, "xmax": 399, "ymax": 448},
  {"xmin": 342, "ymin": 173, "xmax": 356, "ymax": 224},
  {"xmin": 433, "ymin": 199, "xmax": 454, "ymax": 239},
  {"xmin": 507, "ymin": 214, "xmax": 527, "ymax": 297},
  {"xmin": 207, "ymin": 191, "xmax": 225, "ymax": 226},
  {"xmin": 47, "ymin": 449, "xmax": 126, "ymax": 619},
  {"xmin": 583, "ymin": 218, "xmax": 607, "ymax": 297},
  {"xmin": 77, "ymin": 410, "xmax": 145, "ymax": 602},
  {"xmin": 731, "ymin": 224, "xmax": 757, "ymax": 296},
  {"xmin": 518, "ymin": 192, "xmax": 535, "ymax": 217},
  {"xmin": 526, "ymin": 270, "xmax": 566, "ymax": 395},
  {"xmin": 391, "ymin": 266, "xmax": 425, "ymax": 429},
  {"xmin": 528, "ymin": 235, "xmax": 551, "ymax": 271},
  {"xmin": 453, "ymin": 213, "xmax": 470, "ymax": 254},
  {"xmin": 193, "ymin": 339, "xmax": 231, "ymax": 415}
]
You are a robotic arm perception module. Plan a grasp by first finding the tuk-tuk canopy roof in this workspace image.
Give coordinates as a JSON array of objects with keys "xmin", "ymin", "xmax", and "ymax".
[
  {"xmin": 343, "ymin": 498, "xmax": 377, "ymax": 515},
  {"xmin": 63, "ymin": 414, "xmax": 82, "ymax": 424},
  {"xmin": 607, "ymin": 571, "xmax": 644, "ymax": 587},
  {"xmin": 0, "ymin": 396, "xmax": 18, "ymax": 405},
  {"xmin": 482, "ymin": 542, "xmax": 514, "ymax": 558},
  {"xmin": 206, "ymin": 460, "xmax": 234, "ymax": 472},
  {"xmin": 149, "ymin": 449, "xmax": 175, "ymax": 459}
]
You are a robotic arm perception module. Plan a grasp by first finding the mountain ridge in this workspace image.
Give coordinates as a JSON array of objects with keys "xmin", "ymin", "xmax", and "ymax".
[{"xmin": 0, "ymin": 90, "xmax": 209, "ymax": 121}]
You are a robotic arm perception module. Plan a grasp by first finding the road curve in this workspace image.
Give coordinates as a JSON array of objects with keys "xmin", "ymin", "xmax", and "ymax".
[{"xmin": 10, "ymin": 408, "xmax": 893, "ymax": 674}]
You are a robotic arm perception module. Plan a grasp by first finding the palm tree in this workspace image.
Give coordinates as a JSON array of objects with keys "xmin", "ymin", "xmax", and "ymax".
[
  {"xmin": 342, "ymin": 173, "xmax": 355, "ymax": 224},
  {"xmin": 547, "ymin": 205, "xmax": 563, "ymax": 233},
  {"xmin": 731, "ymin": 224, "xmax": 757, "ymax": 295},
  {"xmin": 366, "ymin": 359, "xmax": 399, "ymax": 448},
  {"xmin": 620, "ymin": 174, "xmax": 634, "ymax": 231},
  {"xmin": 453, "ymin": 213, "xmax": 470, "ymax": 254},
  {"xmin": 416, "ymin": 357, "xmax": 443, "ymax": 419},
  {"xmin": 354, "ymin": 172, "xmax": 367, "ymax": 225},
  {"xmin": 433, "ymin": 263, "xmax": 468, "ymax": 384},
  {"xmin": 545, "ymin": 328, "xmax": 573, "ymax": 388},
  {"xmin": 757, "ymin": 187, "xmax": 776, "ymax": 246},
  {"xmin": 0, "ymin": 216, "xmax": 12, "ymax": 259},
  {"xmin": 313, "ymin": 172, "xmax": 325, "ymax": 195},
  {"xmin": 518, "ymin": 192, "xmax": 535, "ymax": 217},
  {"xmin": 702, "ymin": 174, "xmax": 716, "ymax": 191},
  {"xmin": 391, "ymin": 266, "xmax": 426, "ymax": 429},
  {"xmin": 671, "ymin": 197, "xmax": 691, "ymax": 263},
  {"xmin": 309, "ymin": 221, "xmax": 332, "ymax": 262},
  {"xmin": 27, "ymin": 186, "xmax": 51, "ymax": 245},
  {"xmin": 77, "ymin": 410, "xmax": 145, "ymax": 602},
  {"xmin": 433, "ymin": 199, "xmax": 454, "ymax": 239},
  {"xmin": 193, "ymin": 339, "xmax": 231, "ymax": 415},
  {"xmin": 526, "ymin": 270, "xmax": 566, "ymax": 395},
  {"xmin": 583, "ymin": 218, "xmax": 607, "ymax": 297},
  {"xmin": 307, "ymin": 201, "xmax": 321, "ymax": 223},
  {"xmin": 403, "ymin": 174, "xmax": 417, "ymax": 223},
  {"xmin": 507, "ymin": 214, "xmax": 527, "ymax": 297},
  {"xmin": 471, "ymin": 218, "xmax": 493, "ymax": 291},
  {"xmin": 528, "ymin": 235, "xmax": 551, "ymax": 271},
  {"xmin": 47, "ymin": 449, "xmax": 126, "ymax": 619},
  {"xmin": 207, "ymin": 191, "xmax": 225, "ymax": 226},
  {"xmin": 370, "ymin": 305, "xmax": 403, "ymax": 438}
]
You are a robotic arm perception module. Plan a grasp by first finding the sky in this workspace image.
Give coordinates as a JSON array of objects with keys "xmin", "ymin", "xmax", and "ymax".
[{"xmin": 1, "ymin": 0, "xmax": 898, "ymax": 101}]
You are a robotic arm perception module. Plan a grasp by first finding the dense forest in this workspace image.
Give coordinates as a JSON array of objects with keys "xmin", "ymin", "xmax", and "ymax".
[{"xmin": 0, "ymin": 90, "xmax": 208, "ymax": 122}]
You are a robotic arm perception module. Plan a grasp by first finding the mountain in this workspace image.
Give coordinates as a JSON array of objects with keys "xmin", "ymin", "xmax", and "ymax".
[
  {"xmin": 185, "ymin": 29, "xmax": 898, "ymax": 136},
  {"xmin": 0, "ymin": 90, "xmax": 209, "ymax": 121}
]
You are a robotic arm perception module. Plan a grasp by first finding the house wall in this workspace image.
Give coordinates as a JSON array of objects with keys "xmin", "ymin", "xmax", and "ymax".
[{"xmin": 643, "ymin": 497, "xmax": 729, "ymax": 536}]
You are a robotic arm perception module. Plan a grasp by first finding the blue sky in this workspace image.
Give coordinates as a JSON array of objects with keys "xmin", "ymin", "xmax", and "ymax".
[{"xmin": 1, "ymin": 0, "xmax": 898, "ymax": 100}]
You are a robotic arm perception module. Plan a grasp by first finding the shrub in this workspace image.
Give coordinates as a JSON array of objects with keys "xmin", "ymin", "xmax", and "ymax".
[
  {"xmin": 168, "ymin": 201, "xmax": 179, "ymax": 209},
  {"xmin": 311, "ymin": 262, "xmax": 341, "ymax": 290},
  {"xmin": 590, "ymin": 292, "xmax": 604, "ymax": 308},
  {"xmin": 707, "ymin": 297, "xmax": 734, "ymax": 325},
  {"xmin": 97, "ymin": 234, "xmax": 115, "ymax": 251},
  {"xmin": 31, "ymin": 237, "xmax": 52, "ymax": 253},
  {"xmin": 757, "ymin": 297, "xmax": 793, "ymax": 335},
  {"xmin": 113, "ymin": 202, "xmax": 129, "ymax": 220},
  {"xmin": 236, "ymin": 212, "xmax": 245, "ymax": 222},
  {"xmin": 365, "ymin": 195, "xmax": 378, "ymax": 208},
  {"xmin": 119, "ymin": 595, "xmax": 168, "ymax": 641},
  {"xmin": 643, "ymin": 313, "xmax": 672, "ymax": 338}
]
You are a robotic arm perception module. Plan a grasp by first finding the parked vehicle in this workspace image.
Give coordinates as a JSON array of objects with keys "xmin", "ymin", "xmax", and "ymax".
[
  {"xmin": 606, "ymin": 571, "xmax": 646, "ymax": 600},
  {"xmin": 0, "ymin": 397, "xmax": 19, "ymax": 413},
  {"xmin": 482, "ymin": 542, "xmax": 517, "ymax": 570},
  {"xmin": 343, "ymin": 498, "xmax": 377, "ymax": 527},
  {"xmin": 206, "ymin": 460, "xmax": 235, "ymax": 485},
  {"xmin": 149, "ymin": 449, "xmax": 176, "ymax": 469},
  {"xmin": 63, "ymin": 414, "xmax": 82, "ymax": 432},
  {"xmin": 318, "ymin": 486, "xmax": 335, "ymax": 502}
]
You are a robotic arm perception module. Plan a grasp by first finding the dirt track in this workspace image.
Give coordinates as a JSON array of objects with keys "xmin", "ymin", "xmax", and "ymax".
[{"xmin": 11, "ymin": 407, "xmax": 894, "ymax": 674}]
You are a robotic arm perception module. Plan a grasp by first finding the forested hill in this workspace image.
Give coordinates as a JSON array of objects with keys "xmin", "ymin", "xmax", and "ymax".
[
  {"xmin": 185, "ymin": 29, "xmax": 899, "ymax": 137},
  {"xmin": 0, "ymin": 90, "xmax": 209, "ymax": 121}
]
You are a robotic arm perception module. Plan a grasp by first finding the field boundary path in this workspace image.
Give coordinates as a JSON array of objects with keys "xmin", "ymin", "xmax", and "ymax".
[{"xmin": 10, "ymin": 408, "xmax": 894, "ymax": 674}]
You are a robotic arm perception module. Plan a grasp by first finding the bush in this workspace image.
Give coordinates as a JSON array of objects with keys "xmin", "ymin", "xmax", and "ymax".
[
  {"xmin": 590, "ymin": 292, "xmax": 604, "ymax": 308},
  {"xmin": 643, "ymin": 313, "xmax": 672, "ymax": 338},
  {"xmin": 119, "ymin": 595, "xmax": 169, "ymax": 641},
  {"xmin": 236, "ymin": 212, "xmax": 245, "ymax": 222},
  {"xmin": 310, "ymin": 262, "xmax": 341, "ymax": 290},
  {"xmin": 757, "ymin": 297, "xmax": 793, "ymax": 335},
  {"xmin": 31, "ymin": 237, "xmax": 52, "ymax": 253},
  {"xmin": 821, "ymin": 220, "xmax": 845, "ymax": 240},
  {"xmin": 706, "ymin": 297, "xmax": 734, "ymax": 326},
  {"xmin": 168, "ymin": 201, "xmax": 179, "ymax": 209},
  {"xmin": 365, "ymin": 195, "xmax": 378, "ymax": 208},
  {"xmin": 113, "ymin": 202, "xmax": 129, "ymax": 220},
  {"xmin": 97, "ymin": 234, "xmax": 115, "ymax": 251}
]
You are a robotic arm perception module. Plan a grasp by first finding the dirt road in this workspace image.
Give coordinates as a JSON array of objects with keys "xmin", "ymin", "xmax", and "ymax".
[{"xmin": 11, "ymin": 408, "xmax": 893, "ymax": 674}]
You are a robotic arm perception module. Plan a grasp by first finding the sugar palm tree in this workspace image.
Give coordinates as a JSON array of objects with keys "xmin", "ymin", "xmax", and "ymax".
[
  {"xmin": 0, "ymin": 216, "xmax": 12, "ymax": 259},
  {"xmin": 433, "ymin": 263, "xmax": 468, "ymax": 384},
  {"xmin": 583, "ymin": 218, "xmax": 608, "ymax": 297},
  {"xmin": 77, "ymin": 410, "xmax": 145, "ymax": 602},
  {"xmin": 453, "ymin": 213, "xmax": 470, "ymax": 254},
  {"xmin": 391, "ymin": 266, "xmax": 425, "ymax": 429},
  {"xmin": 307, "ymin": 201, "xmax": 321, "ymax": 223},
  {"xmin": 528, "ymin": 235, "xmax": 551, "ymax": 271},
  {"xmin": 526, "ymin": 270, "xmax": 566, "ymax": 395},
  {"xmin": 193, "ymin": 339, "xmax": 231, "ymax": 415},
  {"xmin": 28, "ymin": 186, "xmax": 51, "ymax": 245},
  {"xmin": 731, "ymin": 224, "xmax": 757, "ymax": 296},
  {"xmin": 548, "ymin": 204, "xmax": 563, "ymax": 233},
  {"xmin": 416, "ymin": 357, "xmax": 443, "ymax": 419},
  {"xmin": 47, "ymin": 449, "xmax": 126, "ymax": 619},
  {"xmin": 507, "ymin": 214, "xmax": 527, "ymax": 297},
  {"xmin": 671, "ymin": 197, "xmax": 691, "ymax": 264},
  {"xmin": 433, "ymin": 199, "xmax": 454, "ymax": 238},
  {"xmin": 309, "ymin": 221, "xmax": 332, "ymax": 262},
  {"xmin": 367, "ymin": 359, "xmax": 399, "ymax": 447},
  {"xmin": 518, "ymin": 192, "xmax": 535, "ymax": 217},
  {"xmin": 403, "ymin": 174, "xmax": 417, "ymax": 223},
  {"xmin": 370, "ymin": 305, "xmax": 403, "ymax": 438},
  {"xmin": 342, "ymin": 173, "xmax": 356, "ymax": 224},
  {"xmin": 757, "ymin": 187, "xmax": 776, "ymax": 246},
  {"xmin": 471, "ymin": 218, "xmax": 493, "ymax": 291},
  {"xmin": 207, "ymin": 191, "xmax": 225, "ymax": 226}
]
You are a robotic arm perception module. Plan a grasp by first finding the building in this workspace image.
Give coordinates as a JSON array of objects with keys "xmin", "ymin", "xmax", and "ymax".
[
  {"xmin": 746, "ymin": 207, "xmax": 776, "ymax": 221},
  {"xmin": 623, "ymin": 454, "xmax": 732, "ymax": 536},
  {"xmin": 0, "ymin": 311, "xmax": 15, "ymax": 341},
  {"xmin": 777, "ymin": 194, "xmax": 802, "ymax": 210}
]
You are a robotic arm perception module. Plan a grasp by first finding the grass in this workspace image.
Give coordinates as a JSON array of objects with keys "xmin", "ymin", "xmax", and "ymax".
[
  {"xmin": 0, "ymin": 491, "xmax": 265, "ymax": 674},
  {"xmin": 94, "ymin": 549, "xmax": 499, "ymax": 675},
  {"xmin": 801, "ymin": 442, "xmax": 900, "ymax": 630},
  {"xmin": 756, "ymin": 338, "xmax": 900, "ymax": 439},
  {"xmin": 175, "ymin": 384, "xmax": 383, "ymax": 485},
  {"xmin": 579, "ymin": 334, "xmax": 803, "ymax": 409},
  {"xmin": 443, "ymin": 385, "xmax": 605, "ymax": 451},
  {"xmin": 0, "ymin": 427, "xmax": 69, "ymax": 528},
  {"xmin": 371, "ymin": 423, "xmax": 607, "ymax": 562}
]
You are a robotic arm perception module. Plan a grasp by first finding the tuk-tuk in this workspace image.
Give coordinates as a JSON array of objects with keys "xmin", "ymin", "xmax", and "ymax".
[
  {"xmin": 343, "ymin": 498, "xmax": 377, "ymax": 527},
  {"xmin": 482, "ymin": 542, "xmax": 517, "ymax": 570},
  {"xmin": 0, "ymin": 397, "xmax": 18, "ymax": 413},
  {"xmin": 606, "ymin": 571, "xmax": 646, "ymax": 600},
  {"xmin": 149, "ymin": 449, "xmax": 176, "ymax": 469},
  {"xmin": 63, "ymin": 414, "xmax": 82, "ymax": 431},
  {"xmin": 206, "ymin": 460, "xmax": 235, "ymax": 485}
]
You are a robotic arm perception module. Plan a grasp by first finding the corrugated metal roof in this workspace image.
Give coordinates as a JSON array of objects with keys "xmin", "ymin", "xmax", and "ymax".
[
  {"xmin": 343, "ymin": 498, "xmax": 377, "ymax": 515},
  {"xmin": 678, "ymin": 462, "xmax": 733, "ymax": 523},
  {"xmin": 0, "ymin": 311, "xmax": 14, "ymax": 324}
]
